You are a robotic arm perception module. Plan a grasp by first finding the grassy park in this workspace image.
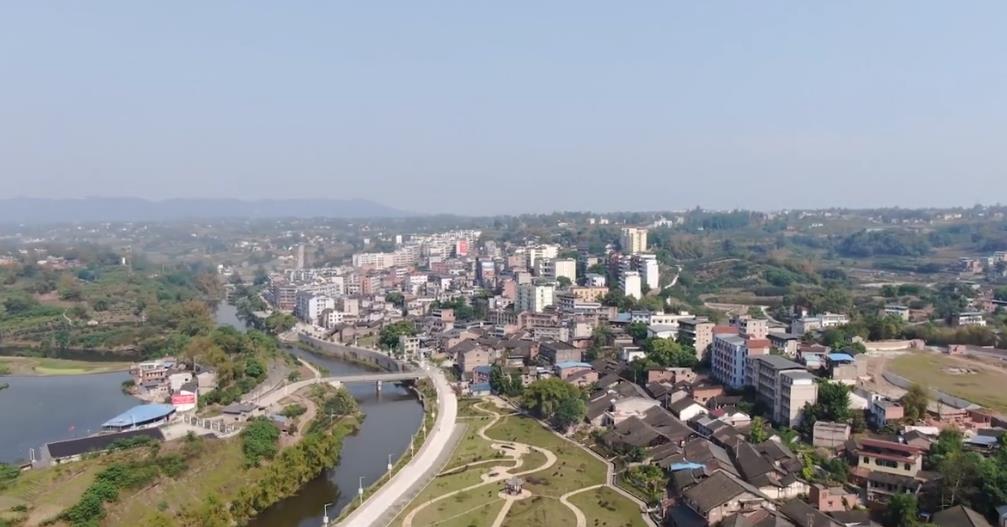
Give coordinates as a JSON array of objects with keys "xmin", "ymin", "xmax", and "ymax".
[
  {"xmin": 392, "ymin": 399, "xmax": 646, "ymax": 527},
  {"xmin": 889, "ymin": 352, "xmax": 1007, "ymax": 413}
]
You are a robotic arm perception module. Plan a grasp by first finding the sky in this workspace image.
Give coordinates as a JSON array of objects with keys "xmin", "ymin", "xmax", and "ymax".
[{"xmin": 1, "ymin": 2, "xmax": 1005, "ymax": 215}]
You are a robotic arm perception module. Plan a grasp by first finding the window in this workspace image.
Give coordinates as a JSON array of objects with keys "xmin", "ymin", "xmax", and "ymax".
[
  {"xmin": 904, "ymin": 463, "xmax": 911, "ymax": 471},
  {"xmin": 862, "ymin": 456, "xmax": 869, "ymax": 464}
]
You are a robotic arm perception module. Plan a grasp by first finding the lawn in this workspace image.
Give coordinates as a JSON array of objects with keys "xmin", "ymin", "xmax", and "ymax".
[
  {"xmin": 568, "ymin": 487, "xmax": 649, "ymax": 527},
  {"xmin": 392, "ymin": 405, "xmax": 637, "ymax": 527},
  {"xmin": 485, "ymin": 416, "xmax": 607, "ymax": 497},
  {"xmin": 0, "ymin": 356, "xmax": 131, "ymax": 376},
  {"xmin": 500, "ymin": 495, "xmax": 576, "ymax": 527},
  {"xmin": 889, "ymin": 352, "xmax": 1007, "ymax": 412}
]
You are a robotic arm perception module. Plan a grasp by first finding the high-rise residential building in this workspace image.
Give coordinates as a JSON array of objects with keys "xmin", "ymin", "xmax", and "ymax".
[
  {"xmin": 634, "ymin": 254, "xmax": 659, "ymax": 290},
  {"xmin": 622, "ymin": 271, "xmax": 642, "ymax": 300},
  {"xmin": 620, "ymin": 227, "xmax": 648, "ymax": 254},
  {"xmin": 525, "ymin": 244, "xmax": 559, "ymax": 269},
  {"xmin": 296, "ymin": 243, "xmax": 306, "ymax": 269},
  {"xmin": 517, "ymin": 283, "xmax": 556, "ymax": 313}
]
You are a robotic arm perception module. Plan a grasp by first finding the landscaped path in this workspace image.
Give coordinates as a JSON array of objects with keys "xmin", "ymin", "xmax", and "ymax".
[{"xmin": 400, "ymin": 399, "xmax": 614, "ymax": 527}]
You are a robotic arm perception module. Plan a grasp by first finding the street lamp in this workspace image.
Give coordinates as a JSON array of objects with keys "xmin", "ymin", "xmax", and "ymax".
[
  {"xmin": 358, "ymin": 476, "xmax": 365, "ymax": 505},
  {"xmin": 322, "ymin": 502, "xmax": 333, "ymax": 526},
  {"xmin": 387, "ymin": 453, "xmax": 393, "ymax": 473}
]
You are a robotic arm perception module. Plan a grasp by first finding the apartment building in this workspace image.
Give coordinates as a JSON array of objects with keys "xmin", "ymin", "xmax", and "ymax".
[
  {"xmin": 516, "ymin": 283, "xmax": 555, "ymax": 314},
  {"xmin": 295, "ymin": 291, "xmax": 335, "ymax": 324},
  {"xmin": 712, "ymin": 333, "xmax": 770, "ymax": 389},
  {"xmin": 622, "ymin": 271, "xmax": 642, "ymax": 300},
  {"xmin": 555, "ymin": 292, "xmax": 602, "ymax": 315},
  {"xmin": 634, "ymin": 254, "xmax": 660, "ymax": 290},
  {"xmin": 882, "ymin": 305, "xmax": 911, "ymax": 321},
  {"xmin": 620, "ymin": 227, "xmax": 648, "ymax": 254},
  {"xmin": 747, "ymin": 355, "xmax": 818, "ymax": 426},
  {"xmin": 791, "ymin": 313, "xmax": 850, "ymax": 335},
  {"xmin": 678, "ymin": 318, "xmax": 715, "ymax": 359},
  {"xmin": 538, "ymin": 258, "xmax": 576, "ymax": 283}
]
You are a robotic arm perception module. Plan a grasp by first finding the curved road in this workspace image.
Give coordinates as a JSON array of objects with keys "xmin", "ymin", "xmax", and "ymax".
[{"xmin": 339, "ymin": 366, "xmax": 457, "ymax": 527}]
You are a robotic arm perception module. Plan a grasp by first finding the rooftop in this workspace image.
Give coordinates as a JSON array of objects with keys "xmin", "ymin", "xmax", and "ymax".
[{"xmin": 102, "ymin": 404, "xmax": 175, "ymax": 428}]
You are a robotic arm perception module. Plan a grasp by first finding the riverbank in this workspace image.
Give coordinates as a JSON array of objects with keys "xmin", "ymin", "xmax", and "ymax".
[{"xmin": 0, "ymin": 356, "xmax": 131, "ymax": 377}]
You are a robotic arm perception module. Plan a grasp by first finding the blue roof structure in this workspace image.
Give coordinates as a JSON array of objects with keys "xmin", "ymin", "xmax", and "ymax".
[
  {"xmin": 473, "ymin": 365, "xmax": 493, "ymax": 374},
  {"xmin": 471, "ymin": 382, "xmax": 491, "ymax": 393},
  {"xmin": 669, "ymin": 462, "xmax": 705, "ymax": 472},
  {"xmin": 102, "ymin": 404, "xmax": 175, "ymax": 428},
  {"xmin": 827, "ymin": 353, "xmax": 855, "ymax": 363},
  {"xmin": 555, "ymin": 361, "xmax": 593, "ymax": 370}
]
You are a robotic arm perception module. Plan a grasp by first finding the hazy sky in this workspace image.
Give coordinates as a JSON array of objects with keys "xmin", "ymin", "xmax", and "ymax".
[{"xmin": 1, "ymin": 2, "xmax": 1005, "ymax": 215}]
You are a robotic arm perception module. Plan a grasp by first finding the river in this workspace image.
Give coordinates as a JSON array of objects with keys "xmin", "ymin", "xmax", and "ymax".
[
  {"xmin": 0, "ymin": 372, "xmax": 138, "ymax": 463},
  {"xmin": 214, "ymin": 303, "xmax": 425, "ymax": 527}
]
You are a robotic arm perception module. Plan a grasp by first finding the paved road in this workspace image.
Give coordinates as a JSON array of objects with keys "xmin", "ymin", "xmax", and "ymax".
[{"xmin": 339, "ymin": 367, "xmax": 457, "ymax": 527}]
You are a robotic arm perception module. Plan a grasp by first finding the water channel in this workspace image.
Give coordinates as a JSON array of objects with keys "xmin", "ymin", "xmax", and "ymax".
[{"xmin": 220, "ymin": 302, "xmax": 425, "ymax": 526}]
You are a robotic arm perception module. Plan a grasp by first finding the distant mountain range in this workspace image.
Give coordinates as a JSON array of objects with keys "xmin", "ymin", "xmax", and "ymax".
[{"xmin": 0, "ymin": 197, "xmax": 415, "ymax": 224}]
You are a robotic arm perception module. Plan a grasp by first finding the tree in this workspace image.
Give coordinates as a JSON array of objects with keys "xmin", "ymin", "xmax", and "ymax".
[
  {"xmin": 489, "ymin": 364, "xmax": 523, "ymax": 397},
  {"xmin": 627, "ymin": 322, "xmax": 649, "ymax": 342},
  {"xmin": 556, "ymin": 276, "xmax": 572, "ymax": 288},
  {"xmin": 749, "ymin": 416, "xmax": 770, "ymax": 443},
  {"xmin": 817, "ymin": 382, "xmax": 851, "ymax": 423},
  {"xmin": 553, "ymin": 396, "xmax": 587, "ymax": 430},
  {"xmin": 900, "ymin": 384, "xmax": 929, "ymax": 424},
  {"xmin": 884, "ymin": 493, "xmax": 919, "ymax": 527},
  {"xmin": 522, "ymin": 378, "xmax": 584, "ymax": 428},
  {"xmin": 378, "ymin": 321, "xmax": 416, "ymax": 350},
  {"xmin": 644, "ymin": 338, "xmax": 699, "ymax": 368},
  {"xmin": 240, "ymin": 419, "xmax": 280, "ymax": 466}
]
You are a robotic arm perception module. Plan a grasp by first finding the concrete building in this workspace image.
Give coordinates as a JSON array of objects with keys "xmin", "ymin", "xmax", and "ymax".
[
  {"xmin": 779, "ymin": 370, "xmax": 818, "ymax": 427},
  {"xmin": 853, "ymin": 438, "xmax": 925, "ymax": 478},
  {"xmin": 712, "ymin": 333, "xmax": 770, "ymax": 389},
  {"xmin": 634, "ymin": 254, "xmax": 660, "ymax": 290},
  {"xmin": 678, "ymin": 318, "xmax": 715, "ymax": 360},
  {"xmin": 620, "ymin": 227, "xmax": 648, "ymax": 254},
  {"xmin": 956, "ymin": 311, "xmax": 987, "ymax": 327},
  {"xmin": 747, "ymin": 355, "xmax": 817, "ymax": 426},
  {"xmin": 516, "ymin": 283, "xmax": 555, "ymax": 313},
  {"xmin": 542, "ymin": 258, "xmax": 577, "ymax": 283},
  {"xmin": 882, "ymin": 305, "xmax": 911, "ymax": 321},
  {"xmin": 870, "ymin": 397, "xmax": 905, "ymax": 429},
  {"xmin": 792, "ymin": 313, "xmax": 850, "ymax": 335},
  {"xmin": 813, "ymin": 421, "xmax": 851, "ymax": 449},
  {"xmin": 621, "ymin": 271, "xmax": 642, "ymax": 300},
  {"xmin": 295, "ymin": 292, "xmax": 335, "ymax": 324}
]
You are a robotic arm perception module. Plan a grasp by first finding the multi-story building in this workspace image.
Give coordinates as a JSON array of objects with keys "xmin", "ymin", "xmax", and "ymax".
[
  {"xmin": 295, "ymin": 292, "xmax": 335, "ymax": 324},
  {"xmin": 882, "ymin": 305, "xmax": 911, "ymax": 321},
  {"xmin": 791, "ymin": 313, "xmax": 850, "ymax": 335},
  {"xmin": 747, "ymin": 355, "xmax": 802, "ymax": 418},
  {"xmin": 678, "ymin": 318, "xmax": 714, "ymax": 359},
  {"xmin": 620, "ymin": 227, "xmax": 648, "ymax": 254},
  {"xmin": 738, "ymin": 317, "xmax": 769, "ymax": 339},
  {"xmin": 852, "ymin": 438, "xmax": 924, "ymax": 478},
  {"xmin": 584, "ymin": 273, "xmax": 607, "ymax": 287},
  {"xmin": 633, "ymin": 254, "xmax": 659, "ymax": 290},
  {"xmin": 956, "ymin": 311, "xmax": 987, "ymax": 327},
  {"xmin": 475, "ymin": 258, "xmax": 496, "ymax": 286},
  {"xmin": 870, "ymin": 397, "xmax": 904, "ymax": 429},
  {"xmin": 548, "ymin": 258, "xmax": 577, "ymax": 283},
  {"xmin": 398, "ymin": 335, "xmax": 420, "ymax": 358},
  {"xmin": 712, "ymin": 333, "xmax": 769, "ymax": 389},
  {"xmin": 555, "ymin": 292, "xmax": 602, "ymax": 315},
  {"xmin": 779, "ymin": 370, "xmax": 818, "ymax": 427},
  {"xmin": 516, "ymin": 283, "xmax": 555, "ymax": 313},
  {"xmin": 621, "ymin": 271, "xmax": 642, "ymax": 300},
  {"xmin": 525, "ymin": 244, "xmax": 559, "ymax": 269},
  {"xmin": 568, "ymin": 286, "xmax": 608, "ymax": 302},
  {"xmin": 271, "ymin": 283, "xmax": 298, "ymax": 311}
]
